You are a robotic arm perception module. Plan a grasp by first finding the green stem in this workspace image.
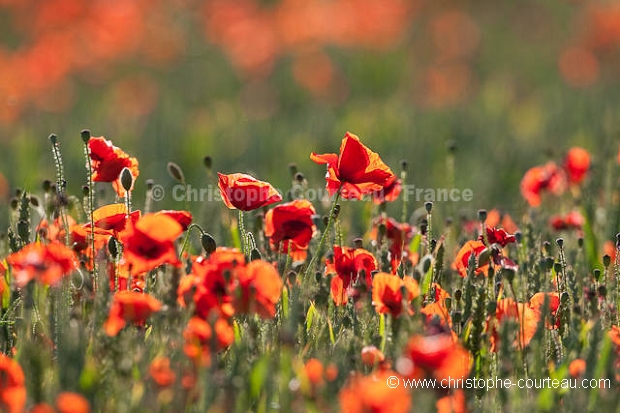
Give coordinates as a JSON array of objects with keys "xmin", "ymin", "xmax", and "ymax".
[
  {"xmin": 178, "ymin": 223, "xmax": 206, "ymax": 259},
  {"xmin": 304, "ymin": 189, "xmax": 341, "ymax": 281}
]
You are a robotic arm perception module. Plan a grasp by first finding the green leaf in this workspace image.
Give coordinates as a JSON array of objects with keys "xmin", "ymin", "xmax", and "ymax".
[
  {"xmin": 306, "ymin": 302, "xmax": 317, "ymax": 333},
  {"xmin": 249, "ymin": 356, "xmax": 269, "ymax": 400}
]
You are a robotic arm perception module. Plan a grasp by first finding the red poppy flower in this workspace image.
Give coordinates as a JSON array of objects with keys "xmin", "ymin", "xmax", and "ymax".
[
  {"xmin": 155, "ymin": 210, "xmax": 193, "ymax": 231},
  {"xmin": 0, "ymin": 354, "xmax": 26, "ymax": 413},
  {"xmin": 120, "ymin": 213, "xmax": 183, "ymax": 275},
  {"xmin": 217, "ymin": 173, "xmax": 282, "ymax": 211},
  {"xmin": 104, "ymin": 290, "xmax": 162, "ymax": 336},
  {"xmin": 91, "ymin": 203, "xmax": 141, "ymax": 232},
  {"xmin": 149, "ymin": 356, "xmax": 176, "ymax": 388},
  {"xmin": 304, "ymin": 358, "xmax": 325, "ymax": 387},
  {"xmin": 437, "ymin": 390, "xmax": 467, "ymax": 413},
  {"xmin": 56, "ymin": 392, "xmax": 90, "ymax": 413},
  {"xmin": 520, "ymin": 162, "xmax": 565, "ymax": 207},
  {"xmin": 88, "ymin": 136, "xmax": 139, "ymax": 197},
  {"xmin": 371, "ymin": 272, "xmax": 419, "ymax": 317},
  {"xmin": 183, "ymin": 316, "xmax": 234, "ymax": 366},
  {"xmin": 7, "ymin": 241, "xmax": 77, "ymax": 287},
  {"xmin": 234, "ymin": 260, "xmax": 282, "ymax": 318},
  {"xmin": 569, "ymin": 359, "xmax": 587, "ymax": 378},
  {"xmin": 180, "ymin": 248, "xmax": 245, "ymax": 319},
  {"xmin": 327, "ymin": 246, "xmax": 377, "ymax": 305},
  {"xmin": 401, "ymin": 333, "xmax": 471, "ymax": 381},
  {"xmin": 564, "ymin": 147, "xmax": 590, "ymax": 184},
  {"xmin": 550, "ymin": 210, "xmax": 584, "ymax": 231},
  {"xmin": 36, "ymin": 216, "xmax": 77, "ymax": 243},
  {"xmin": 370, "ymin": 216, "xmax": 415, "ymax": 271},
  {"xmin": 481, "ymin": 226, "xmax": 516, "ymax": 247},
  {"xmin": 310, "ymin": 132, "xmax": 396, "ymax": 200},
  {"xmin": 361, "ymin": 346, "xmax": 386, "ymax": 368},
  {"xmin": 339, "ymin": 370, "xmax": 411, "ymax": 413},
  {"xmin": 371, "ymin": 176, "xmax": 402, "ymax": 204},
  {"xmin": 264, "ymin": 199, "xmax": 316, "ymax": 257}
]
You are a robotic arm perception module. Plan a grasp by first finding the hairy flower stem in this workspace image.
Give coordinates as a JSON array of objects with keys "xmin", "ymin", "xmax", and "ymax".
[
  {"xmin": 304, "ymin": 189, "xmax": 341, "ymax": 282},
  {"xmin": 83, "ymin": 140, "xmax": 98, "ymax": 290},
  {"xmin": 179, "ymin": 223, "xmax": 206, "ymax": 259}
]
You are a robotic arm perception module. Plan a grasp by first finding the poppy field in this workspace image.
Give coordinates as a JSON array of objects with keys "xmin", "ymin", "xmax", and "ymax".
[
  {"xmin": 3, "ymin": 1, "xmax": 620, "ymax": 413},
  {"xmin": 0, "ymin": 128, "xmax": 618, "ymax": 413}
]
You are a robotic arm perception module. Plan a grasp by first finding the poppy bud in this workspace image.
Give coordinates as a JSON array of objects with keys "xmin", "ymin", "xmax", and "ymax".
[
  {"xmin": 120, "ymin": 167, "xmax": 134, "ymax": 193},
  {"xmin": 447, "ymin": 139, "xmax": 457, "ymax": 153},
  {"xmin": 49, "ymin": 133, "xmax": 58, "ymax": 145},
  {"xmin": 108, "ymin": 237, "xmax": 119, "ymax": 259},
  {"xmin": 203, "ymin": 156, "xmax": 212, "ymax": 170},
  {"xmin": 400, "ymin": 159, "xmax": 408, "ymax": 172},
  {"xmin": 593, "ymin": 269, "xmax": 601, "ymax": 282},
  {"xmin": 201, "ymin": 233, "xmax": 216, "ymax": 255},
  {"xmin": 478, "ymin": 209, "xmax": 487, "ymax": 223},
  {"xmin": 82, "ymin": 185, "xmax": 89, "ymax": 197},
  {"xmin": 556, "ymin": 238, "xmax": 564, "ymax": 248},
  {"xmin": 514, "ymin": 231, "xmax": 522, "ymax": 243},
  {"xmin": 288, "ymin": 163, "xmax": 298, "ymax": 177},
  {"xmin": 454, "ymin": 289, "xmax": 462, "ymax": 301},
  {"xmin": 425, "ymin": 202, "xmax": 433, "ymax": 214},
  {"xmin": 146, "ymin": 179, "xmax": 154, "ymax": 190},
  {"xmin": 42, "ymin": 179, "xmax": 52, "ymax": 193},
  {"xmin": 29, "ymin": 196, "xmax": 40, "ymax": 208},
  {"xmin": 167, "ymin": 162, "xmax": 185, "ymax": 183},
  {"xmin": 250, "ymin": 249, "xmax": 261, "ymax": 261},
  {"xmin": 603, "ymin": 254, "xmax": 611, "ymax": 268},
  {"xmin": 353, "ymin": 238, "xmax": 364, "ymax": 249},
  {"xmin": 81, "ymin": 129, "xmax": 91, "ymax": 144}
]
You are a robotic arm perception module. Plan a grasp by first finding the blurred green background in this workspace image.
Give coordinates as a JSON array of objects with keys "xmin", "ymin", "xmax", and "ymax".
[{"xmin": 1, "ymin": 0, "xmax": 619, "ymax": 235}]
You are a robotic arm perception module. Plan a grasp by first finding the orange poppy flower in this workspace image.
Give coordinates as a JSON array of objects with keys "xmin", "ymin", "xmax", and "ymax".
[
  {"xmin": 487, "ymin": 298, "xmax": 541, "ymax": 352},
  {"xmin": 103, "ymin": 290, "xmax": 162, "ymax": 336},
  {"xmin": 437, "ymin": 390, "xmax": 467, "ymax": 413},
  {"xmin": 569, "ymin": 359, "xmax": 586, "ymax": 378},
  {"xmin": 183, "ymin": 316, "xmax": 234, "ymax": 366},
  {"xmin": 310, "ymin": 132, "xmax": 396, "ymax": 200},
  {"xmin": 563, "ymin": 147, "xmax": 590, "ymax": 184},
  {"xmin": 87, "ymin": 136, "xmax": 139, "ymax": 198},
  {"xmin": 520, "ymin": 162, "xmax": 565, "ymax": 207},
  {"xmin": 149, "ymin": 356, "xmax": 176, "ymax": 388},
  {"xmin": 120, "ymin": 213, "xmax": 183, "ymax": 275},
  {"xmin": 234, "ymin": 260, "xmax": 282, "ymax": 318},
  {"xmin": 402, "ymin": 333, "xmax": 471, "ymax": 382},
  {"xmin": 217, "ymin": 173, "xmax": 282, "ymax": 211},
  {"xmin": 29, "ymin": 403, "xmax": 56, "ymax": 413},
  {"xmin": 36, "ymin": 215, "xmax": 77, "ymax": 243},
  {"xmin": 371, "ymin": 273, "xmax": 419, "ymax": 317},
  {"xmin": 361, "ymin": 346, "xmax": 386, "ymax": 368},
  {"xmin": 56, "ymin": 392, "xmax": 90, "ymax": 413},
  {"xmin": 0, "ymin": 354, "xmax": 26, "ymax": 413},
  {"xmin": 304, "ymin": 358, "xmax": 325, "ymax": 387},
  {"xmin": 608, "ymin": 325, "xmax": 620, "ymax": 351},
  {"xmin": 264, "ymin": 199, "xmax": 316, "ymax": 259},
  {"xmin": 452, "ymin": 240, "xmax": 488, "ymax": 278},
  {"xmin": 339, "ymin": 370, "xmax": 411, "ymax": 413},
  {"xmin": 7, "ymin": 241, "xmax": 77, "ymax": 287}
]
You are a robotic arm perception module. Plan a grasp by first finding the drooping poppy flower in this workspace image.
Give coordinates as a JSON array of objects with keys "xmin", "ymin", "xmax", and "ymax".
[
  {"xmin": 310, "ymin": 132, "xmax": 396, "ymax": 200},
  {"xmin": 234, "ymin": 260, "xmax": 282, "ymax": 318},
  {"xmin": 370, "ymin": 216, "xmax": 416, "ymax": 272},
  {"xmin": 326, "ymin": 246, "xmax": 378, "ymax": 305},
  {"xmin": 0, "ymin": 354, "xmax": 26, "ymax": 413},
  {"xmin": 401, "ymin": 332, "xmax": 471, "ymax": 382},
  {"xmin": 56, "ymin": 391, "xmax": 90, "ymax": 413},
  {"xmin": 371, "ymin": 272, "xmax": 419, "ymax": 317},
  {"xmin": 155, "ymin": 210, "xmax": 193, "ymax": 231},
  {"xmin": 7, "ymin": 241, "xmax": 77, "ymax": 287},
  {"xmin": 371, "ymin": 176, "xmax": 402, "ymax": 204},
  {"xmin": 183, "ymin": 316, "xmax": 234, "ymax": 366},
  {"xmin": 87, "ymin": 136, "xmax": 139, "ymax": 198},
  {"xmin": 520, "ymin": 162, "xmax": 565, "ymax": 207},
  {"xmin": 120, "ymin": 213, "xmax": 183, "ymax": 275},
  {"xmin": 480, "ymin": 226, "xmax": 516, "ymax": 247},
  {"xmin": 149, "ymin": 356, "xmax": 176, "ymax": 388},
  {"xmin": 104, "ymin": 290, "xmax": 162, "ymax": 336},
  {"xmin": 550, "ymin": 210, "xmax": 585, "ymax": 231},
  {"xmin": 563, "ymin": 147, "xmax": 590, "ymax": 184},
  {"xmin": 217, "ymin": 173, "xmax": 282, "ymax": 211},
  {"xmin": 339, "ymin": 370, "xmax": 411, "ymax": 413},
  {"xmin": 264, "ymin": 199, "xmax": 316, "ymax": 261}
]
